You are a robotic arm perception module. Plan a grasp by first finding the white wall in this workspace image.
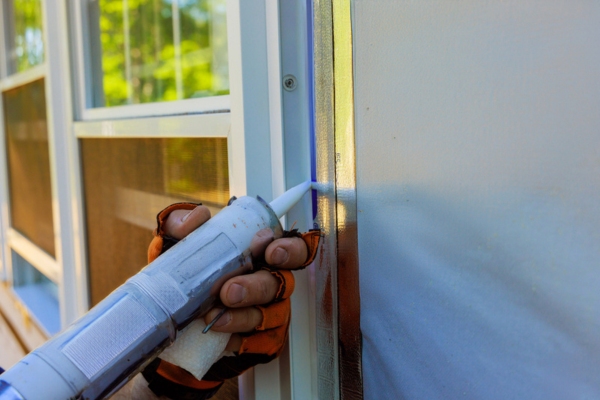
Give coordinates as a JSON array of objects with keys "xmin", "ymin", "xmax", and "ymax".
[{"xmin": 353, "ymin": 2, "xmax": 600, "ymax": 399}]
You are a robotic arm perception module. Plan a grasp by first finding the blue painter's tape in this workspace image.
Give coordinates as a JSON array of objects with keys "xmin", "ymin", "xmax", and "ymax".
[{"xmin": 307, "ymin": 0, "xmax": 318, "ymax": 221}]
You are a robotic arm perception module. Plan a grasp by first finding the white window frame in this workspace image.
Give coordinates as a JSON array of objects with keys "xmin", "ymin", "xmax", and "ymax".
[
  {"xmin": 70, "ymin": 1, "xmax": 317, "ymax": 399},
  {"xmin": 0, "ymin": 0, "xmax": 318, "ymax": 398},
  {"xmin": 0, "ymin": 1, "xmax": 79, "ymax": 346},
  {"xmin": 70, "ymin": 0, "xmax": 231, "ymax": 122}
]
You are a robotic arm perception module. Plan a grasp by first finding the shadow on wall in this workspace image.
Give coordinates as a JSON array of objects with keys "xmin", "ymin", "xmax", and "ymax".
[{"xmin": 358, "ymin": 185, "xmax": 600, "ymax": 399}]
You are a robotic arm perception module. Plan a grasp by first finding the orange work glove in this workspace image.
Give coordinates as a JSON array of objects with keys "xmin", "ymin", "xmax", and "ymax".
[{"xmin": 141, "ymin": 202, "xmax": 321, "ymax": 400}]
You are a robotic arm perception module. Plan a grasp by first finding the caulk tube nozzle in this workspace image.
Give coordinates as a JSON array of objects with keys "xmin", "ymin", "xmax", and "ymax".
[{"xmin": 269, "ymin": 181, "xmax": 312, "ymax": 218}]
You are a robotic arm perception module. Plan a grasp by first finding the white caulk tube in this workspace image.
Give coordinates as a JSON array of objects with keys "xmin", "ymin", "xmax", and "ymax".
[{"xmin": 0, "ymin": 181, "xmax": 312, "ymax": 400}]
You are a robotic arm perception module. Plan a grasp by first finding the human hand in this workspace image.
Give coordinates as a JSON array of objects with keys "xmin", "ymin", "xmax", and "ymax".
[
  {"xmin": 136, "ymin": 202, "xmax": 320, "ymax": 399},
  {"xmin": 162, "ymin": 205, "xmax": 310, "ymax": 353}
]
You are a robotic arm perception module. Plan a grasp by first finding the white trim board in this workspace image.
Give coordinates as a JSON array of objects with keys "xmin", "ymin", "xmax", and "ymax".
[
  {"xmin": 74, "ymin": 112, "xmax": 231, "ymax": 138},
  {"xmin": 0, "ymin": 64, "xmax": 46, "ymax": 92},
  {"xmin": 79, "ymin": 96, "xmax": 231, "ymax": 121},
  {"xmin": 7, "ymin": 229, "xmax": 60, "ymax": 285}
]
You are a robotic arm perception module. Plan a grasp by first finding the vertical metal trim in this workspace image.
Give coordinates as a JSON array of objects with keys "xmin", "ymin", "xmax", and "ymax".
[
  {"xmin": 313, "ymin": 0, "xmax": 339, "ymax": 399},
  {"xmin": 331, "ymin": 1, "xmax": 362, "ymax": 398},
  {"xmin": 313, "ymin": 0, "xmax": 362, "ymax": 398}
]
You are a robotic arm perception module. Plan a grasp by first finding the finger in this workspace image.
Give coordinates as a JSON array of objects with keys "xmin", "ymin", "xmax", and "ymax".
[
  {"xmin": 203, "ymin": 307, "xmax": 262, "ymax": 333},
  {"xmin": 163, "ymin": 206, "xmax": 211, "ymax": 239},
  {"xmin": 265, "ymin": 237, "xmax": 308, "ymax": 269},
  {"xmin": 220, "ymin": 270, "xmax": 279, "ymax": 307},
  {"xmin": 225, "ymin": 334, "xmax": 242, "ymax": 353},
  {"xmin": 249, "ymin": 228, "xmax": 274, "ymax": 258}
]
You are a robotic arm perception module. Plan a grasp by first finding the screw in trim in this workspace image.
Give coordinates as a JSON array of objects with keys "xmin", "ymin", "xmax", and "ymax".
[{"xmin": 282, "ymin": 74, "xmax": 297, "ymax": 91}]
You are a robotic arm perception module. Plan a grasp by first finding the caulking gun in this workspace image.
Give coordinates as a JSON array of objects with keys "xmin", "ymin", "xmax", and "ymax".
[{"xmin": 0, "ymin": 181, "xmax": 312, "ymax": 400}]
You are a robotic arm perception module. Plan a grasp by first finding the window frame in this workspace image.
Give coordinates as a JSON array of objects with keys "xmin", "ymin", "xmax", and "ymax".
[
  {"xmin": 69, "ymin": 1, "xmax": 317, "ymax": 399},
  {"xmin": 0, "ymin": 0, "xmax": 72, "ymax": 344},
  {"xmin": 69, "ymin": 0, "xmax": 232, "ymax": 121},
  {"xmin": 6, "ymin": 0, "xmax": 89, "ymax": 337},
  {"xmin": 0, "ymin": 0, "xmax": 319, "ymax": 398}
]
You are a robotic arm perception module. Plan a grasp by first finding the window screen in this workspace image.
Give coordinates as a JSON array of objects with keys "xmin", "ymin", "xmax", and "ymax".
[
  {"xmin": 80, "ymin": 137, "xmax": 229, "ymax": 305},
  {"xmin": 3, "ymin": 79, "xmax": 55, "ymax": 257},
  {"xmin": 89, "ymin": 0, "xmax": 229, "ymax": 107}
]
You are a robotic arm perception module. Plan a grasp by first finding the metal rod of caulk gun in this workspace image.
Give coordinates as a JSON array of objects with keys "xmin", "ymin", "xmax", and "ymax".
[{"xmin": 203, "ymin": 180, "xmax": 313, "ymax": 332}]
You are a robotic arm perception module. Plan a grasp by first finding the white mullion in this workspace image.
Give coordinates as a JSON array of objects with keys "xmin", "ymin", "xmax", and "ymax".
[
  {"xmin": 267, "ymin": 0, "xmax": 285, "ymax": 202},
  {"xmin": 7, "ymin": 229, "xmax": 60, "ymax": 285},
  {"xmin": 226, "ymin": 0, "xmax": 273, "ymax": 199},
  {"xmin": 42, "ymin": 0, "xmax": 89, "ymax": 325},
  {"xmin": 172, "ymin": 0, "xmax": 183, "ymax": 100},
  {"xmin": 279, "ymin": 0, "xmax": 318, "ymax": 398},
  {"xmin": 0, "ymin": 64, "xmax": 46, "ymax": 92},
  {"xmin": 74, "ymin": 112, "xmax": 230, "ymax": 139},
  {"xmin": 0, "ymin": 92, "xmax": 11, "ymax": 284},
  {"xmin": 80, "ymin": 95, "xmax": 231, "ymax": 121},
  {"xmin": 67, "ymin": 0, "xmax": 91, "ymax": 119},
  {"xmin": 227, "ymin": 0, "xmax": 279, "ymax": 399},
  {"xmin": 226, "ymin": 0, "xmax": 248, "ymax": 200},
  {"xmin": 255, "ymin": 0, "xmax": 288, "ymax": 399},
  {"xmin": 0, "ymin": 4, "xmax": 7, "ymax": 282},
  {"xmin": 122, "ymin": 0, "xmax": 133, "ymax": 104}
]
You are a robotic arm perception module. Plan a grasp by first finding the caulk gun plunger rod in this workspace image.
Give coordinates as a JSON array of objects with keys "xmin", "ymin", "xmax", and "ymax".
[{"xmin": 269, "ymin": 180, "xmax": 312, "ymax": 219}]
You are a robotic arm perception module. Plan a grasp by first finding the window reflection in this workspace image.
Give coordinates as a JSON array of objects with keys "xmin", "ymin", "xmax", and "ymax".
[
  {"xmin": 2, "ymin": 0, "xmax": 45, "ymax": 74},
  {"xmin": 92, "ymin": 0, "xmax": 229, "ymax": 107},
  {"xmin": 12, "ymin": 250, "xmax": 60, "ymax": 336}
]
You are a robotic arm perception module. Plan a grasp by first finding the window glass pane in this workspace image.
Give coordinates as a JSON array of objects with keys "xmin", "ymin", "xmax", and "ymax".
[
  {"xmin": 12, "ymin": 250, "xmax": 60, "ymax": 336},
  {"xmin": 3, "ymin": 0, "xmax": 45, "ymax": 74},
  {"xmin": 91, "ymin": 0, "xmax": 229, "ymax": 107},
  {"xmin": 3, "ymin": 79, "xmax": 55, "ymax": 257},
  {"xmin": 80, "ymin": 137, "xmax": 229, "ymax": 304}
]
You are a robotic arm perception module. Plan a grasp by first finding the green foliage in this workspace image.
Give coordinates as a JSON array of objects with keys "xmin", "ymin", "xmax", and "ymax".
[
  {"xmin": 11, "ymin": 0, "xmax": 44, "ymax": 73},
  {"xmin": 163, "ymin": 138, "xmax": 229, "ymax": 204},
  {"xmin": 97, "ymin": 0, "xmax": 229, "ymax": 107}
]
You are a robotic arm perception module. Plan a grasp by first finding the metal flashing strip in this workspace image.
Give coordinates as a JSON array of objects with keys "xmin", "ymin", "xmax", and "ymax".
[
  {"xmin": 313, "ymin": 0, "xmax": 339, "ymax": 397},
  {"xmin": 313, "ymin": 0, "xmax": 362, "ymax": 398},
  {"xmin": 331, "ymin": 1, "xmax": 362, "ymax": 398}
]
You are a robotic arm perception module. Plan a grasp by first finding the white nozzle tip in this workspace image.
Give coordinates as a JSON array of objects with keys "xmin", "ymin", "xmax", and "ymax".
[{"xmin": 269, "ymin": 181, "xmax": 312, "ymax": 218}]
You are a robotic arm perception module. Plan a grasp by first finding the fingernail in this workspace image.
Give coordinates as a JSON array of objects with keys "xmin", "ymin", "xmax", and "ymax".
[
  {"xmin": 213, "ymin": 310, "xmax": 231, "ymax": 328},
  {"xmin": 271, "ymin": 247, "xmax": 289, "ymax": 265},
  {"xmin": 227, "ymin": 283, "xmax": 247, "ymax": 305},
  {"xmin": 182, "ymin": 210, "xmax": 193, "ymax": 222}
]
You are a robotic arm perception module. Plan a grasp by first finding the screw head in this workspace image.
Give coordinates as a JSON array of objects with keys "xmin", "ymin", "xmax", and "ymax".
[{"xmin": 282, "ymin": 74, "xmax": 297, "ymax": 91}]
